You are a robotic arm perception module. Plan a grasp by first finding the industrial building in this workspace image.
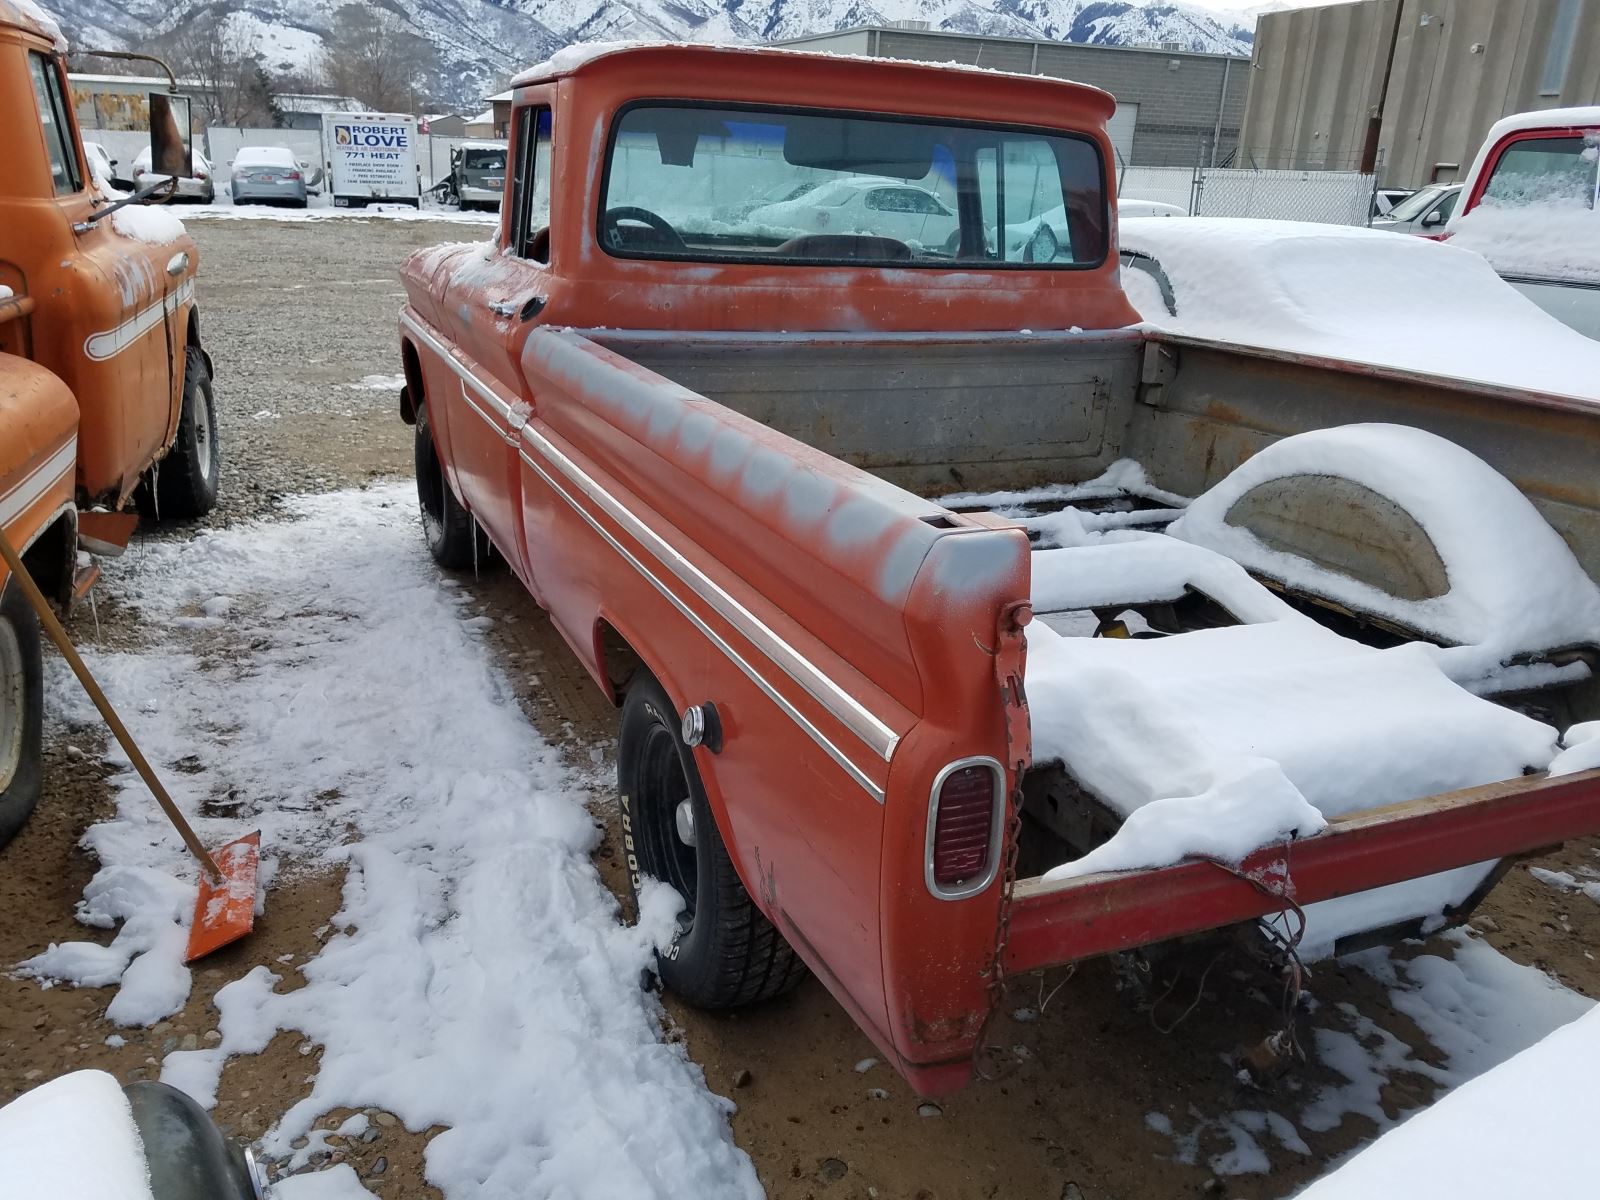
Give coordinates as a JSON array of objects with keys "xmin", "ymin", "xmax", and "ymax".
[
  {"xmin": 776, "ymin": 26, "xmax": 1250, "ymax": 166},
  {"xmin": 1240, "ymin": 0, "xmax": 1599, "ymax": 187}
]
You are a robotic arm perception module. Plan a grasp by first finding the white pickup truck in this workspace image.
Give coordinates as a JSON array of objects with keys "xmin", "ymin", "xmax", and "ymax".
[{"xmin": 1446, "ymin": 106, "xmax": 1600, "ymax": 340}]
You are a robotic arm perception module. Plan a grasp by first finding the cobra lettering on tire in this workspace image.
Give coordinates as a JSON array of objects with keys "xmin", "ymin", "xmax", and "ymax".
[{"xmin": 616, "ymin": 673, "xmax": 805, "ymax": 1008}]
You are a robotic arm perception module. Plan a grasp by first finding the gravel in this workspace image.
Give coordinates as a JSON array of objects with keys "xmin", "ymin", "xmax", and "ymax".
[{"xmin": 181, "ymin": 216, "xmax": 480, "ymax": 525}]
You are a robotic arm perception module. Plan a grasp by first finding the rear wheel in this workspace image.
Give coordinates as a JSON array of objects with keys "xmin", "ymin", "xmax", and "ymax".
[
  {"xmin": 0, "ymin": 577, "xmax": 44, "ymax": 850},
  {"xmin": 145, "ymin": 345, "xmax": 220, "ymax": 519},
  {"xmin": 618, "ymin": 673, "xmax": 806, "ymax": 1008},
  {"xmin": 414, "ymin": 401, "xmax": 489, "ymax": 570}
]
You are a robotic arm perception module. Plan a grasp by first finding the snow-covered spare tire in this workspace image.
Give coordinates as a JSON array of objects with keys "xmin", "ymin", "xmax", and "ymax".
[{"xmin": 1167, "ymin": 423, "xmax": 1600, "ymax": 687}]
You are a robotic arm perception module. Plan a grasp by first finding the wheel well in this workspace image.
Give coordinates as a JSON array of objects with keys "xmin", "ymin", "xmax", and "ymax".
[
  {"xmin": 20, "ymin": 511, "xmax": 76, "ymax": 611},
  {"xmin": 400, "ymin": 338, "xmax": 423, "ymax": 425},
  {"xmin": 596, "ymin": 619, "xmax": 645, "ymax": 705}
]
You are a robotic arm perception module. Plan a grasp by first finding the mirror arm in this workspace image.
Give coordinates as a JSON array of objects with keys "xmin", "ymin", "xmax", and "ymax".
[
  {"xmin": 74, "ymin": 177, "xmax": 179, "ymax": 232},
  {"xmin": 72, "ymin": 48, "xmax": 177, "ymax": 89}
]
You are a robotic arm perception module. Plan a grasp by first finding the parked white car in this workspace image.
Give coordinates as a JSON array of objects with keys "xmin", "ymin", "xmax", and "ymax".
[
  {"xmin": 1370, "ymin": 183, "xmax": 1462, "ymax": 236},
  {"xmin": 746, "ymin": 177, "xmax": 960, "ymax": 251},
  {"xmin": 1118, "ymin": 197, "xmax": 1186, "ymax": 219},
  {"xmin": 131, "ymin": 145, "xmax": 215, "ymax": 203},
  {"xmin": 81, "ymin": 140, "xmax": 118, "ymax": 194}
]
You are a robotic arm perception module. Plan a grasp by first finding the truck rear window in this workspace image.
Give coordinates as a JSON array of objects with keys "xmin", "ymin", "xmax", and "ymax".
[
  {"xmin": 599, "ymin": 103, "xmax": 1107, "ymax": 269},
  {"xmin": 1484, "ymin": 135, "xmax": 1598, "ymax": 209}
]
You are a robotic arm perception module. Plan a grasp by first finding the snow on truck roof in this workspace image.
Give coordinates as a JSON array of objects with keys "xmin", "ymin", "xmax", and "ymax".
[
  {"xmin": 510, "ymin": 40, "xmax": 1112, "ymax": 107},
  {"xmin": 1, "ymin": 0, "xmax": 66, "ymax": 48},
  {"xmin": 1481, "ymin": 105, "xmax": 1600, "ymax": 140}
]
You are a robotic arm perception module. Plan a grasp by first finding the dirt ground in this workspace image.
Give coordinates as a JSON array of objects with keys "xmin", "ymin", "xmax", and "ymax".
[{"xmin": 4, "ymin": 214, "xmax": 1599, "ymax": 1200}]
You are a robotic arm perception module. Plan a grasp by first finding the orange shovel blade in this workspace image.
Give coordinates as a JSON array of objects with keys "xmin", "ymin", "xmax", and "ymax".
[{"xmin": 185, "ymin": 832, "xmax": 262, "ymax": 962}]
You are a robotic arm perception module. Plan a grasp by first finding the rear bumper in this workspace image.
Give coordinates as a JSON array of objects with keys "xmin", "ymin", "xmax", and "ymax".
[{"xmin": 1003, "ymin": 769, "xmax": 1600, "ymax": 972}]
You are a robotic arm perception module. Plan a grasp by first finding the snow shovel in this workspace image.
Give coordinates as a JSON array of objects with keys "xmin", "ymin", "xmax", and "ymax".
[{"xmin": 0, "ymin": 529, "xmax": 259, "ymax": 961}]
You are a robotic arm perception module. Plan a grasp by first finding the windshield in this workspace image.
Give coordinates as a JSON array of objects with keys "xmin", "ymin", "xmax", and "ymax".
[
  {"xmin": 464, "ymin": 148, "xmax": 506, "ymax": 173},
  {"xmin": 1484, "ymin": 135, "xmax": 1598, "ymax": 209},
  {"xmin": 600, "ymin": 103, "xmax": 1107, "ymax": 268},
  {"xmin": 1386, "ymin": 185, "xmax": 1447, "ymax": 221}
]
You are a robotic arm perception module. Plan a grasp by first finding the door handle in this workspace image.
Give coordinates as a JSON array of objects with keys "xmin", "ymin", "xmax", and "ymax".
[{"xmin": 165, "ymin": 251, "xmax": 189, "ymax": 277}]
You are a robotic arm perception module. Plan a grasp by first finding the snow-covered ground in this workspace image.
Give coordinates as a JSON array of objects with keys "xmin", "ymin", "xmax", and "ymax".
[
  {"xmin": 19, "ymin": 486, "xmax": 760, "ymax": 1199},
  {"xmin": 1147, "ymin": 928, "xmax": 1594, "ymax": 1181},
  {"xmin": 185, "ymin": 192, "xmax": 499, "ymax": 225}
]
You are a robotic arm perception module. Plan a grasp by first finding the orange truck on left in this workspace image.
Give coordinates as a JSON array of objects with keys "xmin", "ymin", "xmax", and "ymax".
[{"xmin": 0, "ymin": 0, "xmax": 221, "ymax": 845}]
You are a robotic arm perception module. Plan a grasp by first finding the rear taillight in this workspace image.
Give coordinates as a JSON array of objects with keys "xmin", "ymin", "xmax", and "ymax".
[
  {"xmin": 926, "ymin": 759, "xmax": 1003, "ymax": 898},
  {"xmin": 287, "ymin": 170, "xmax": 301, "ymax": 181},
  {"xmin": 196, "ymin": 170, "xmax": 207, "ymax": 180}
]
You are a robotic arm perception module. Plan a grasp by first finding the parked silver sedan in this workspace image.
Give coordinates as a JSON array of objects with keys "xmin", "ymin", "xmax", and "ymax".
[
  {"xmin": 230, "ymin": 145, "xmax": 310, "ymax": 207},
  {"xmin": 1370, "ymin": 184, "xmax": 1462, "ymax": 237}
]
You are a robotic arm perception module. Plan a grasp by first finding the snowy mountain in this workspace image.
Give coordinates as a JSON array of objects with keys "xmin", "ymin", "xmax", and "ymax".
[{"xmin": 51, "ymin": 0, "xmax": 1254, "ymax": 106}]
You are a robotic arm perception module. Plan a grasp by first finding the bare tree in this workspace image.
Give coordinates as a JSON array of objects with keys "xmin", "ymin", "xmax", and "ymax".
[
  {"xmin": 144, "ymin": 13, "xmax": 280, "ymax": 127},
  {"xmin": 317, "ymin": 4, "xmax": 440, "ymax": 113}
]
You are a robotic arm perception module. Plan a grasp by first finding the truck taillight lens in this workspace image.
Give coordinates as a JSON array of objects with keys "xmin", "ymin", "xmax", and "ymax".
[{"xmin": 926, "ymin": 759, "xmax": 1003, "ymax": 899}]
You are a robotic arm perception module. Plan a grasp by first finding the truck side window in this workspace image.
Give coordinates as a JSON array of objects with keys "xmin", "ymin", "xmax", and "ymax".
[
  {"xmin": 27, "ymin": 51, "xmax": 83, "ymax": 196},
  {"xmin": 509, "ymin": 107, "xmax": 553, "ymax": 262}
]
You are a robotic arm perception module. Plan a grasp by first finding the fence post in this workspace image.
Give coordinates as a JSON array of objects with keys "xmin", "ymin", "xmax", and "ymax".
[
  {"xmin": 1190, "ymin": 137, "xmax": 1205, "ymax": 217},
  {"xmin": 1366, "ymin": 148, "xmax": 1386, "ymax": 226}
]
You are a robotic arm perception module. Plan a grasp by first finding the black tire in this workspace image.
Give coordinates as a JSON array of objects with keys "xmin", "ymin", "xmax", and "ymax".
[
  {"xmin": 0, "ymin": 577, "xmax": 44, "ymax": 851},
  {"xmin": 414, "ymin": 401, "xmax": 490, "ymax": 570},
  {"xmin": 147, "ymin": 345, "xmax": 220, "ymax": 519},
  {"xmin": 619, "ymin": 674, "xmax": 806, "ymax": 1008}
]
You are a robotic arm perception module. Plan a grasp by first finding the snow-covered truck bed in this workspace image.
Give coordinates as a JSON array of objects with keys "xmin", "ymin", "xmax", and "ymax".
[{"xmin": 397, "ymin": 43, "xmax": 1600, "ymax": 1096}]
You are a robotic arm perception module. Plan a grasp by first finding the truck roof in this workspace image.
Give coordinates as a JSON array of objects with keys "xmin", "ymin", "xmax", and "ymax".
[
  {"xmin": 509, "ymin": 41, "xmax": 1116, "ymax": 119},
  {"xmin": 1480, "ymin": 105, "xmax": 1600, "ymax": 141},
  {"xmin": 0, "ymin": 0, "xmax": 66, "ymax": 48}
]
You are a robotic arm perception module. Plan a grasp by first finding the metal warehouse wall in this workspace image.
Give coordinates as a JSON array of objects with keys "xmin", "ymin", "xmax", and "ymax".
[
  {"xmin": 784, "ymin": 29, "xmax": 1249, "ymax": 166},
  {"xmin": 1241, "ymin": 0, "xmax": 1600, "ymax": 188}
]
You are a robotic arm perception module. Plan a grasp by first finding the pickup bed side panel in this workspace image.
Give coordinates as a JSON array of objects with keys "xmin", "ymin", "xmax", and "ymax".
[{"xmin": 513, "ymin": 329, "xmax": 967, "ymax": 1048}]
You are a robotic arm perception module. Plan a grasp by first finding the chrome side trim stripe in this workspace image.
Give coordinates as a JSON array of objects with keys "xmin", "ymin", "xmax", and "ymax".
[
  {"xmin": 84, "ymin": 279, "xmax": 194, "ymax": 361},
  {"xmin": 518, "ymin": 445, "xmax": 885, "ymax": 803},
  {"xmin": 521, "ymin": 422, "xmax": 901, "ymax": 762},
  {"xmin": 0, "ymin": 439, "xmax": 77, "ymax": 530},
  {"xmin": 399, "ymin": 307, "xmax": 900, "ymax": 796}
]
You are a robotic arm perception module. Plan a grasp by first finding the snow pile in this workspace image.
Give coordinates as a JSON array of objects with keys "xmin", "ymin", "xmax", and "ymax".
[
  {"xmin": 110, "ymin": 205, "xmax": 187, "ymax": 246},
  {"xmin": 346, "ymin": 374, "xmax": 405, "ymax": 391},
  {"xmin": 1150, "ymin": 929, "xmax": 1592, "ymax": 1179},
  {"xmin": 1026, "ymin": 533, "xmax": 1558, "ymax": 948},
  {"xmin": 1168, "ymin": 424, "xmax": 1600, "ymax": 682},
  {"xmin": 1297, "ymin": 966, "xmax": 1599, "ymax": 1198},
  {"xmin": 1551, "ymin": 720, "xmax": 1600, "ymax": 777},
  {"xmin": 0, "ymin": 1070, "xmax": 152, "ymax": 1200},
  {"xmin": 1119, "ymin": 217, "xmax": 1600, "ymax": 401},
  {"xmin": 1451, "ymin": 202, "xmax": 1600, "ymax": 285},
  {"xmin": 21, "ymin": 487, "xmax": 761, "ymax": 1199}
]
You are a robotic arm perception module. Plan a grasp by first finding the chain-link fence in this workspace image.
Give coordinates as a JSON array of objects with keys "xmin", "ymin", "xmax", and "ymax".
[{"xmin": 1117, "ymin": 143, "xmax": 1383, "ymax": 227}]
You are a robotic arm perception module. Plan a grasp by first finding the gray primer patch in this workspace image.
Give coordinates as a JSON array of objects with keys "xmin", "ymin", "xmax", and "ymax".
[
  {"xmin": 678, "ymin": 408, "xmax": 717, "ymax": 454},
  {"xmin": 741, "ymin": 446, "xmax": 790, "ymax": 502},
  {"xmin": 826, "ymin": 495, "xmax": 906, "ymax": 552},
  {"xmin": 782, "ymin": 468, "xmax": 837, "ymax": 527},
  {"xmin": 878, "ymin": 530, "xmax": 934, "ymax": 604},
  {"xmin": 707, "ymin": 425, "xmax": 749, "ymax": 483},
  {"xmin": 926, "ymin": 531, "xmax": 1024, "ymax": 597}
]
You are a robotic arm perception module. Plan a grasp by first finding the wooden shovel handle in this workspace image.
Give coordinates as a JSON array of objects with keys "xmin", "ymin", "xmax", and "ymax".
[{"xmin": 0, "ymin": 528, "xmax": 223, "ymax": 881}]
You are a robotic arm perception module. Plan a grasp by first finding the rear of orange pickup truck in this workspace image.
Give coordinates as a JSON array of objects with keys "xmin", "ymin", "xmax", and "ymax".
[{"xmin": 397, "ymin": 44, "xmax": 1600, "ymax": 1095}]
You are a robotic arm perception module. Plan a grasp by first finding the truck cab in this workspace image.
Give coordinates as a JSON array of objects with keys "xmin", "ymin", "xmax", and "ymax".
[
  {"xmin": 1446, "ymin": 106, "xmax": 1600, "ymax": 340},
  {"xmin": 1, "ymin": 0, "xmax": 221, "ymax": 844}
]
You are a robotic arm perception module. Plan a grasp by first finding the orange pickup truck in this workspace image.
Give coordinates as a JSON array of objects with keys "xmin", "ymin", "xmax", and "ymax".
[
  {"xmin": 398, "ymin": 44, "xmax": 1600, "ymax": 1094},
  {"xmin": 0, "ymin": 0, "xmax": 220, "ymax": 844}
]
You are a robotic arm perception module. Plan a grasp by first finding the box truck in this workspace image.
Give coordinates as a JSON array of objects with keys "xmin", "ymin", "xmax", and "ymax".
[{"xmin": 321, "ymin": 112, "xmax": 420, "ymax": 208}]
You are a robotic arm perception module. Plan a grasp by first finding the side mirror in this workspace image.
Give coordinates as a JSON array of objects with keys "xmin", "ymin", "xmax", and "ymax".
[
  {"xmin": 148, "ymin": 92, "xmax": 193, "ymax": 179},
  {"xmin": 1422, "ymin": 209, "xmax": 1445, "ymax": 227}
]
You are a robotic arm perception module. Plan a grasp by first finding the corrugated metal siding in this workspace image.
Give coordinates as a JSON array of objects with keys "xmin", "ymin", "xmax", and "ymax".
[{"xmin": 1241, "ymin": 0, "xmax": 1600, "ymax": 187}]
